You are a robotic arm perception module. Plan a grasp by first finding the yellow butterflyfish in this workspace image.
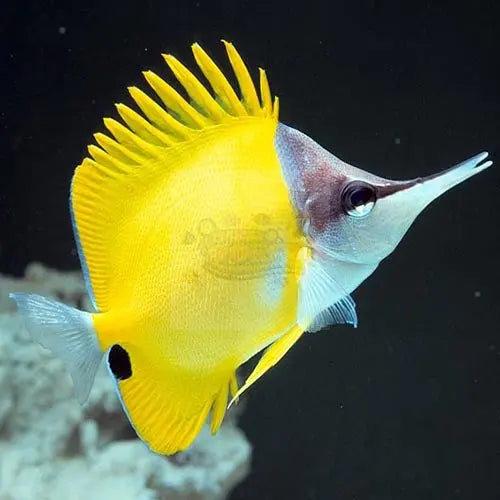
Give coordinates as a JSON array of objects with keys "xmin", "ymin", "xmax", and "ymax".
[{"xmin": 11, "ymin": 41, "xmax": 492, "ymax": 455}]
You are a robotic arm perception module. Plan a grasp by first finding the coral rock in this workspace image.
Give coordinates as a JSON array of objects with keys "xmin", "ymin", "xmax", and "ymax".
[{"xmin": 0, "ymin": 265, "xmax": 251, "ymax": 500}]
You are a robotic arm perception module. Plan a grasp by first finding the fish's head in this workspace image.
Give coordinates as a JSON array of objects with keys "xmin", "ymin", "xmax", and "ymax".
[{"xmin": 276, "ymin": 124, "xmax": 492, "ymax": 288}]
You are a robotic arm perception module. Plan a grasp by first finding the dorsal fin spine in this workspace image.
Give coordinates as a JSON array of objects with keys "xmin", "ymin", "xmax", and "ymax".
[
  {"xmin": 259, "ymin": 68, "xmax": 272, "ymax": 116},
  {"xmin": 222, "ymin": 40, "xmax": 263, "ymax": 116},
  {"xmin": 272, "ymin": 96, "xmax": 279, "ymax": 120},
  {"xmin": 103, "ymin": 118, "xmax": 160, "ymax": 158},
  {"xmin": 191, "ymin": 43, "xmax": 248, "ymax": 117},
  {"xmin": 143, "ymin": 70, "xmax": 208, "ymax": 129},
  {"xmin": 87, "ymin": 145, "xmax": 128, "ymax": 174},
  {"xmin": 128, "ymin": 86, "xmax": 194, "ymax": 140},
  {"xmin": 115, "ymin": 104, "xmax": 176, "ymax": 147},
  {"xmin": 94, "ymin": 132, "xmax": 145, "ymax": 165},
  {"xmin": 163, "ymin": 55, "xmax": 229, "ymax": 123}
]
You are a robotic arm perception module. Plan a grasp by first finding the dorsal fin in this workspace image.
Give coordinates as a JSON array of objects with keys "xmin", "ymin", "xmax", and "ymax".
[
  {"xmin": 71, "ymin": 41, "xmax": 279, "ymax": 312},
  {"xmin": 133, "ymin": 41, "xmax": 277, "ymax": 139}
]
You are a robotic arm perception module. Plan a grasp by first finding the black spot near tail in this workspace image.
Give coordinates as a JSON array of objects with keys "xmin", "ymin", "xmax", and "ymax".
[{"xmin": 108, "ymin": 344, "xmax": 132, "ymax": 380}]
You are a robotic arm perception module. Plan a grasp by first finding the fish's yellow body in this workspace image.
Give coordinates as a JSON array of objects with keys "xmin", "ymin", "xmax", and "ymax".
[{"xmin": 71, "ymin": 42, "xmax": 305, "ymax": 453}]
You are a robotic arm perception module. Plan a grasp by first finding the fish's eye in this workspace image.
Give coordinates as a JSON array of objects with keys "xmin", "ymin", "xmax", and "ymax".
[{"xmin": 341, "ymin": 181, "xmax": 376, "ymax": 218}]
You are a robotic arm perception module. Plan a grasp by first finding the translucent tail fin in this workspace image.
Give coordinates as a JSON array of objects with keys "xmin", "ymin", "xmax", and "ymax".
[{"xmin": 9, "ymin": 293, "xmax": 103, "ymax": 403}]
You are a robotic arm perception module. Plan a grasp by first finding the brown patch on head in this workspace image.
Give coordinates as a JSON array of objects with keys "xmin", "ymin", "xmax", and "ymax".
[
  {"xmin": 276, "ymin": 123, "xmax": 377, "ymax": 235},
  {"xmin": 302, "ymin": 162, "xmax": 347, "ymax": 232}
]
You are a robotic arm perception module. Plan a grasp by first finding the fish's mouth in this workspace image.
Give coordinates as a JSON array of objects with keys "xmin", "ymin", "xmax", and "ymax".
[
  {"xmin": 408, "ymin": 151, "xmax": 493, "ymax": 208},
  {"xmin": 418, "ymin": 151, "xmax": 492, "ymax": 193}
]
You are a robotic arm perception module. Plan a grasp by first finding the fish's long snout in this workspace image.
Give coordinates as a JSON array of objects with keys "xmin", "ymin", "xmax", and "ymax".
[
  {"xmin": 361, "ymin": 151, "xmax": 494, "ymax": 262},
  {"xmin": 413, "ymin": 151, "xmax": 492, "ymax": 204},
  {"xmin": 383, "ymin": 151, "xmax": 493, "ymax": 216}
]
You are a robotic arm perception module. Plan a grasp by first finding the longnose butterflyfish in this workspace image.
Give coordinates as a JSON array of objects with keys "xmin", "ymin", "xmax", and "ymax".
[{"xmin": 10, "ymin": 41, "xmax": 493, "ymax": 454}]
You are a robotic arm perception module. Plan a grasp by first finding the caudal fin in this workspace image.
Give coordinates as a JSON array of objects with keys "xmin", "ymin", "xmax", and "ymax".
[{"xmin": 9, "ymin": 293, "xmax": 103, "ymax": 403}]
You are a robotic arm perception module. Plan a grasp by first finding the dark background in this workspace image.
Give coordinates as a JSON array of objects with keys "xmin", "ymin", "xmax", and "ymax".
[{"xmin": 2, "ymin": 1, "xmax": 499, "ymax": 499}]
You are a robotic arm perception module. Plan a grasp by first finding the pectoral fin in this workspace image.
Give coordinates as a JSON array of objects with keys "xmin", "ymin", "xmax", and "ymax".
[{"xmin": 298, "ymin": 255, "xmax": 358, "ymax": 332}]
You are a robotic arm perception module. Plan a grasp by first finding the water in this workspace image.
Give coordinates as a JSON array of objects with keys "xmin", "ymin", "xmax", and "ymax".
[{"xmin": 2, "ymin": 1, "xmax": 499, "ymax": 499}]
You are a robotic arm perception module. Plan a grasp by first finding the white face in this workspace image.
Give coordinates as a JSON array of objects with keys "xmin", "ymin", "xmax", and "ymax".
[{"xmin": 276, "ymin": 123, "xmax": 492, "ymax": 289}]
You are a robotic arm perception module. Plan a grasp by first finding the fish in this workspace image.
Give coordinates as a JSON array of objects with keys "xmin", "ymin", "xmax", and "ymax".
[{"xmin": 10, "ymin": 41, "xmax": 492, "ymax": 455}]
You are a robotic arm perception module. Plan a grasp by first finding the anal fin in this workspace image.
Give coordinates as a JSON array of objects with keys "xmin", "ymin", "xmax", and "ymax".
[
  {"xmin": 108, "ymin": 344, "xmax": 235, "ymax": 454},
  {"xmin": 210, "ymin": 382, "xmax": 229, "ymax": 434}
]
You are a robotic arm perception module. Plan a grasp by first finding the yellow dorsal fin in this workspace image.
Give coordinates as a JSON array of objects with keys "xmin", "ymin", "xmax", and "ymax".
[{"xmin": 71, "ymin": 41, "xmax": 278, "ymax": 312}]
